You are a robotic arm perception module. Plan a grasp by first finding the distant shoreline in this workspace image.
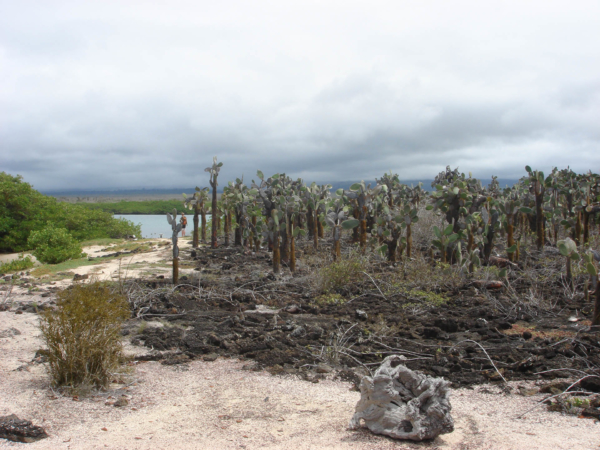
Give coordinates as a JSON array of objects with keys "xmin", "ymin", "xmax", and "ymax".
[
  {"xmin": 50, "ymin": 193, "xmax": 222, "ymax": 204},
  {"xmin": 42, "ymin": 178, "xmax": 519, "ymax": 202}
]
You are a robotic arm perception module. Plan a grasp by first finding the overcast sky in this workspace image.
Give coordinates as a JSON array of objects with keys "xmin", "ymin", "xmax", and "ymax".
[{"xmin": 1, "ymin": 0, "xmax": 599, "ymax": 191}]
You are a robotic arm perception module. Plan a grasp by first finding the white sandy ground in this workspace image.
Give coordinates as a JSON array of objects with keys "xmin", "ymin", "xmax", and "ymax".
[
  {"xmin": 1, "ymin": 239, "xmax": 194, "ymax": 294},
  {"xmin": 1, "ymin": 244, "xmax": 599, "ymax": 449}
]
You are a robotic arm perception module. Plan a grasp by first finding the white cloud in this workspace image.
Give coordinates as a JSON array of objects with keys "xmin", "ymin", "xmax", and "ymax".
[{"xmin": 1, "ymin": 0, "xmax": 599, "ymax": 190}]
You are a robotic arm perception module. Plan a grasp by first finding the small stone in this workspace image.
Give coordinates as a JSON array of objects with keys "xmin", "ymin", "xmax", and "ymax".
[
  {"xmin": 114, "ymin": 397, "xmax": 129, "ymax": 407},
  {"xmin": 522, "ymin": 331, "xmax": 532, "ymax": 340},
  {"xmin": 203, "ymin": 353, "xmax": 219, "ymax": 362},
  {"xmin": 0, "ymin": 415, "xmax": 48, "ymax": 443},
  {"xmin": 290, "ymin": 326, "xmax": 306, "ymax": 338},
  {"xmin": 518, "ymin": 387, "xmax": 539, "ymax": 397},
  {"xmin": 580, "ymin": 377, "xmax": 600, "ymax": 393},
  {"xmin": 580, "ymin": 408, "xmax": 600, "ymax": 420},
  {"xmin": 0, "ymin": 328, "xmax": 21, "ymax": 338},
  {"xmin": 316, "ymin": 363, "xmax": 333, "ymax": 374},
  {"xmin": 355, "ymin": 309, "xmax": 368, "ymax": 320}
]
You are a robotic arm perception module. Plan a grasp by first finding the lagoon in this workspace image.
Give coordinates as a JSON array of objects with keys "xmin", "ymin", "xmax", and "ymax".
[
  {"xmin": 115, "ymin": 214, "xmax": 211, "ymax": 239},
  {"xmin": 115, "ymin": 215, "xmax": 169, "ymax": 238}
]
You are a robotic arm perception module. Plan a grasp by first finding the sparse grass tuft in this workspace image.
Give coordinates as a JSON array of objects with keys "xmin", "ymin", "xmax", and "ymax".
[
  {"xmin": 39, "ymin": 281, "xmax": 130, "ymax": 389},
  {"xmin": 317, "ymin": 251, "xmax": 367, "ymax": 293},
  {"xmin": 394, "ymin": 252, "xmax": 464, "ymax": 292}
]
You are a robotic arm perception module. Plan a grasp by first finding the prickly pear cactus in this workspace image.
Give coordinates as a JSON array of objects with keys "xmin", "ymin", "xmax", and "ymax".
[{"xmin": 166, "ymin": 208, "xmax": 183, "ymax": 259}]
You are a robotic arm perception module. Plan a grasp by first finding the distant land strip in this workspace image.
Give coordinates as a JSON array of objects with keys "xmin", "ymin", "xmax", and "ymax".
[{"xmin": 43, "ymin": 178, "xmax": 520, "ymax": 200}]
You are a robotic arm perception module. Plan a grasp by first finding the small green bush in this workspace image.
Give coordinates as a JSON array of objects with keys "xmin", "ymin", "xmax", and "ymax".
[
  {"xmin": 39, "ymin": 282, "xmax": 130, "ymax": 388},
  {"xmin": 27, "ymin": 224, "xmax": 84, "ymax": 264},
  {"xmin": 0, "ymin": 254, "xmax": 34, "ymax": 274}
]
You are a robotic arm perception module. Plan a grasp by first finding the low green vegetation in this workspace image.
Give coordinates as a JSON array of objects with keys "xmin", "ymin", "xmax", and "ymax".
[
  {"xmin": 399, "ymin": 288, "xmax": 449, "ymax": 309},
  {"xmin": 314, "ymin": 293, "xmax": 346, "ymax": 306},
  {"xmin": 31, "ymin": 257, "xmax": 102, "ymax": 279},
  {"xmin": 100, "ymin": 239, "xmax": 157, "ymax": 253},
  {"xmin": 80, "ymin": 238, "xmax": 123, "ymax": 247},
  {"xmin": 0, "ymin": 254, "xmax": 35, "ymax": 274},
  {"xmin": 39, "ymin": 282, "xmax": 130, "ymax": 388},
  {"xmin": 82, "ymin": 199, "xmax": 184, "ymax": 214}
]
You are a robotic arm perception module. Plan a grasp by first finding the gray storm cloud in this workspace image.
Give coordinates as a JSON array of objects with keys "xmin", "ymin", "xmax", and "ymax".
[{"xmin": 1, "ymin": 0, "xmax": 599, "ymax": 191}]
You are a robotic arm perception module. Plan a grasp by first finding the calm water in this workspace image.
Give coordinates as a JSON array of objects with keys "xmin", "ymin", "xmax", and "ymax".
[{"xmin": 115, "ymin": 214, "xmax": 211, "ymax": 238}]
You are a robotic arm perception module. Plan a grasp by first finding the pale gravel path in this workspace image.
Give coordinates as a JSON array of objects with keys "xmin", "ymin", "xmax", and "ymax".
[{"xmin": 1, "ymin": 306, "xmax": 598, "ymax": 450}]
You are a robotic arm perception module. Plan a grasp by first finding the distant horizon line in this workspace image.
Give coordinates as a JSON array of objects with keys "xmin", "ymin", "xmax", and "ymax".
[{"xmin": 42, "ymin": 178, "xmax": 520, "ymax": 196}]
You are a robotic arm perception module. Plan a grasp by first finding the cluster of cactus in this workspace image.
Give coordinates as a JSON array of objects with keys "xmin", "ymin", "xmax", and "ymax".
[
  {"xmin": 187, "ymin": 161, "xmax": 600, "ymax": 289},
  {"xmin": 183, "ymin": 186, "xmax": 209, "ymax": 247}
]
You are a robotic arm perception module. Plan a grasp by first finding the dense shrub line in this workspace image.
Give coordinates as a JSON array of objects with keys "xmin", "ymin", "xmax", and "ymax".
[
  {"xmin": 81, "ymin": 199, "xmax": 185, "ymax": 214},
  {"xmin": 0, "ymin": 172, "xmax": 141, "ymax": 253}
]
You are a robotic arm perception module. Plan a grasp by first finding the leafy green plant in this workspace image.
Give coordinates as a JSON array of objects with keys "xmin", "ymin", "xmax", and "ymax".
[
  {"xmin": 27, "ymin": 225, "xmax": 84, "ymax": 264},
  {"xmin": 39, "ymin": 282, "xmax": 130, "ymax": 388}
]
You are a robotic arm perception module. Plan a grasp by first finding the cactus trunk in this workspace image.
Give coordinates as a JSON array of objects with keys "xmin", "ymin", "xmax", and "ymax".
[
  {"xmin": 201, "ymin": 212, "xmax": 207, "ymax": 243},
  {"xmin": 211, "ymin": 188, "xmax": 218, "ymax": 248},
  {"xmin": 280, "ymin": 229, "xmax": 289, "ymax": 263},
  {"xmin": 483, "ymin": 225, "xmax": 495, "ymax": 264},
  {"xmin": 235, "ymin": 226, "xmax": 242, "ymax": 246},
  {"xmin": 535, "ymin": 181, "xmax": 544, "ymax": 251},
  {"xmin": 234, "ymin": 211, "xmax": 243, "ymax": 246},
  {"xmin": 290, "ymin": 236, "xmax": 296, "ymax": 272},
  {"xmin": 172, "ymin": 257, "xmax": 179, "ymax": 285},
  {"xmin": 224, "ymin": 212, "xmax": 230, "ymax": 246},
  {"xmin": 313, "ymin": 211, "xmax": 319, "ymax": 249},
  {"xmin": 406, "ymin": 224, "xmax": 412, "ymax": 258},
  {"xmin": 387, "ymin": 239, "xmax": 398, "ymax": 262},
  {"xmin": 592, "ymin": 277, "xmax": 600, "ymax": 328},
  {"xmin": 352, "ymin": 207, "xmax": 360, "ymax": 243},
  {"xmin": 583, "ymin": 209, "xmax": 590, "ymax": 245},
  {"xmin": 565, "ymin": 256, "xmax": 573, "ymax": 289},
  {"xmin": 359, "ymin": 219, "xmax": 367, "ymax": 252},
  {"xmin": 507, "ymin": 215, "xmax": 515, "ymax": 262},
  {"xmin": 252, "ymin": 216, "xmax": 259, "ymax": 251},
  {"xmin": 272, "ymin": 234, "xmax": 281, "ymax": 273},
  {"xmin": 193, "ymin": 206, "xmax": 200, "ymax": 248},
  {"xmin": 467, "ymin": 229, "xmax": 474, "ymax": 253}
]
